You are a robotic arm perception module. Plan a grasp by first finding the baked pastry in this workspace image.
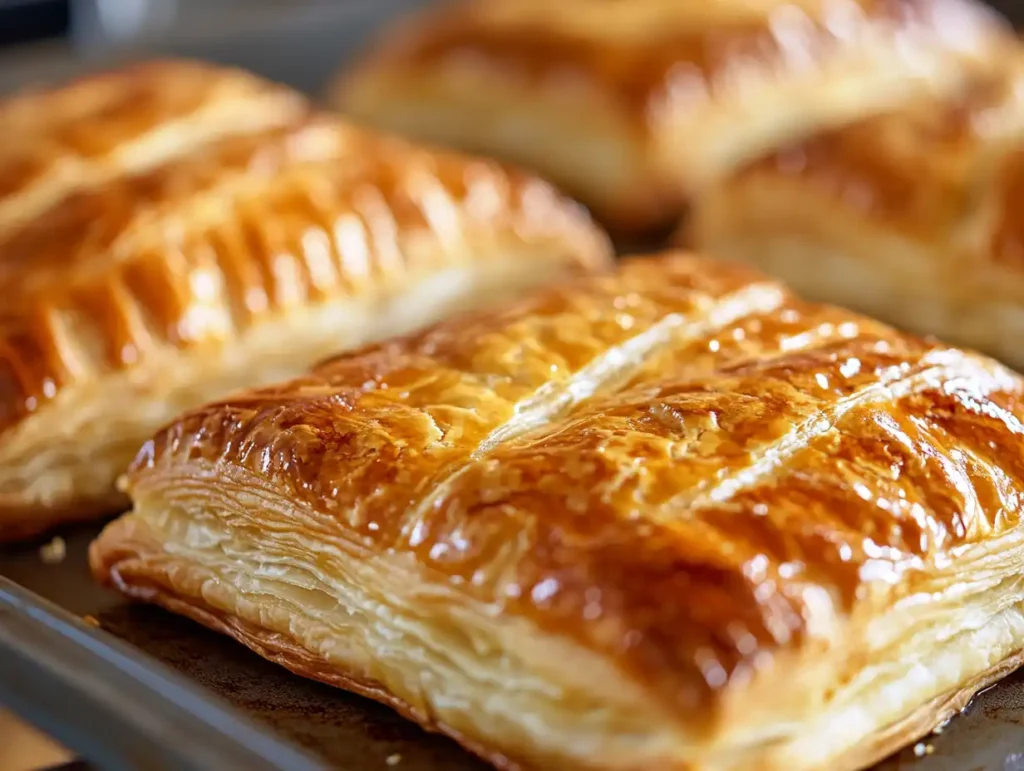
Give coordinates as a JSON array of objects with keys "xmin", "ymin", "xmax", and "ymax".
[
  {"xmin": 332, "ymin": 0, "xmax": 1013, "ymax": 234},
  {"xmin": 687, "ymin": 56, "xmax": 1024, "ymax": 371},
  {"xmin": 92, "ymin": 251, "xmax": 1024, "ymax": 771},
  {"xmin": 0, "ymin": 59, "xmax": 611, "ymax": 541}
]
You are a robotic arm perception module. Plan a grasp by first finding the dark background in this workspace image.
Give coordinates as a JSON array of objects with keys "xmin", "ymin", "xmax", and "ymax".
[{"xmin": 0, "ymin": 0, "xmax": 1022, "ymax": 50}]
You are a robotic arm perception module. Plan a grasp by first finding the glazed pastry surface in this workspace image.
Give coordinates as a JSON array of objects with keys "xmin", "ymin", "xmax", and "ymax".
[
  {"xmin": 94, "ymin": 252, "xmax": 1024, "ymax": 770},
  {"xmin": 688, "ymin": 57, "xmax": 1024, "ymax": 369},
  {"xmin": 334, "ymin": 0, "xmax": 1012, "ymax": 232},
  {"xmin": 0, "ymin": 59, "xmax": 611, "ymax": 540}
]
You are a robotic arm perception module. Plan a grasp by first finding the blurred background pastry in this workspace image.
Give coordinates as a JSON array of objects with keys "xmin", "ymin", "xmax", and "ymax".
[
  {"xmin": 332, "ymin": 0, "xmax": 1017, "ymax": 236},
  {"xmin": 687, "ymin": 52, "xmax": 1024, "ymax": 369}
]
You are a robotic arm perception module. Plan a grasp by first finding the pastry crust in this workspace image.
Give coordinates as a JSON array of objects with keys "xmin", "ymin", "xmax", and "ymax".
[
  {"xmin": 0, "ymin": 59, "xmax": 611, "ymax": 540},
  {"xmin": 687, "ymin": 57, "xmax": 1024, "ymax": 370},
  {"xmin": 332, "ymin": 0, "xmax": 1013, "ymax": 233},
  {"xmin": 0, "ymin": 59, "xmax": 307, "ymax": 234},
  {"xmin": 93, "ymin": 252, "xmax": 1024, "ymax": 770}
]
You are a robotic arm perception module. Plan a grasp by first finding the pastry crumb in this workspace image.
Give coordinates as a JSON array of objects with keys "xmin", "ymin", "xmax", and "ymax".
[
  {"xmin": 81, "ymin": 615, "xmax": 100, "ymax": 628},
  {"xmin": 386, "ymin": 753, "xmax": 402, "ymax": 766},
  {"xmin": 39, "ymin": 536, "xmax": 66, "ymax": 564}
]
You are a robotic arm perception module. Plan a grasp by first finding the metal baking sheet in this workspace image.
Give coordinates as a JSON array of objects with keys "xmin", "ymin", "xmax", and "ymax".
[{"xmin": 0, "ymin": 576, "xmax": 327, "ymax": 771}]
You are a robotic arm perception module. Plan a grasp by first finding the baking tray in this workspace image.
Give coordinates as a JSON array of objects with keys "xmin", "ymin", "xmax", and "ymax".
[
  {"xmin": 0, "ymin": 575, "xmax": 327, "ymax": 771},
  {"xmin": 2, "ymin": 0, "xmax": 1024, "ymax": 768}
]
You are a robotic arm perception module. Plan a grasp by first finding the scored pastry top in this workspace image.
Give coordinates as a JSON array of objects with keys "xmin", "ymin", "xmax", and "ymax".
[
  {"xmin": 0, "ymin": 59, "xmax": 609, "ymax": 439},
  {"xmin": 348, "ymin": 0, "xmax": 1009, "ymax": 124},
  {"xmin": 128, "ymin": 252, "xmax": 1024, "ymax": 720}
]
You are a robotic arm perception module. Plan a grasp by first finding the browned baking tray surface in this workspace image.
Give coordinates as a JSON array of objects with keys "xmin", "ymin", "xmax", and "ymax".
[{"xmin": 3, "ymin": 524, "xmax": 1024, "ymax": 770}]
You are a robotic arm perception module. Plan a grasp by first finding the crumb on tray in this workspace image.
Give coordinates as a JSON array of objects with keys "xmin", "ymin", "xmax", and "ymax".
[{"xmin": 39, "ymin": 535, "xmax": 66, "ymax": 564}]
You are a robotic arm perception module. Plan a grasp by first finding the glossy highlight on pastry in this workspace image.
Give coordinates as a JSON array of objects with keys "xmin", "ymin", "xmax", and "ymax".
[
  {"xmin": 0, "ymin": 58, "xmax": 612, "ymax": 541},
  {"xmin": 333, "ymin": 0, "xmax": 1013, "ymax": 233},
  {"xmin": 93, "ymin": 252, "xmax": 1024, "ymax": 770}
]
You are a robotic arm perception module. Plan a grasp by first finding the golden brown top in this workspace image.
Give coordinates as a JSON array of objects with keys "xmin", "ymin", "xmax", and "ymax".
[
  {"xmin": 0, "ymin": 59, "xmax": 609, "ymax": 437},
  {"xmin": 733, "ymin": 58, "xmax": 1024, "ymax": 261},
  {"xmin": 0, "ymin": 59, "xmax": 308, "ymax": 234},
  {"xmin": 350, "ymin": 0, "xmax": 1007, "ymax": 121},
  {"xmin": 130, "ymin": 252, "xmax": 1024, "ymax": 719}
]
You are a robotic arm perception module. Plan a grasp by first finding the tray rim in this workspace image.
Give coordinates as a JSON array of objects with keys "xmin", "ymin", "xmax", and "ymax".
[{"xmin": 0, "ymin": 576, "xmax": 329, "ymax": 771}]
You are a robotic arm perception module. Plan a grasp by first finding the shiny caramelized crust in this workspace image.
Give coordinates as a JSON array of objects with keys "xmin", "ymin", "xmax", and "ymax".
[
  {"xmin": 688, "ymin": 57, "xmax": 1024, "ymax": 369},
  {"xmin": 95, "ymin": 252, "xmax": 1024, "ymax": 770},
  {"xmin": 0, "ymin": 59, "xmax": 611, "ymax": 540},
  {"xmin": 0, "ymin": 59, "xmax": 308, "ymax": 234},
  {"xmin": 333, "ymin": 0, "xmax": 1012, "ymax": 233}
]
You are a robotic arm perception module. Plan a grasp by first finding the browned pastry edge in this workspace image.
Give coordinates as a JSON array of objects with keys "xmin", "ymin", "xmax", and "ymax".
[
  {"xmin": 838, "ymin": 650, "xmax": 1024, "ymax": 771},
  {"xmin": 90, "ymin": 522, "xmax": 523, "ymax": 771},
  {"xmin": 91, "ymin": 500, "xmax": 1024, "ymax": 771}
]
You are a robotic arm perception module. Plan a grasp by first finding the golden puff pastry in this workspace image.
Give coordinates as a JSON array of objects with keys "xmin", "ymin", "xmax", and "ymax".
[
  {"xmin": 93, "ymin": 251, "xmax": 1024, "ymax": 771},
  {"xmin": 0, "ymin": 59, "xmax": 611, "ymax": 541},
  {"xmin": 687, "ymin": 56, "xmax": 1024, "ymax": 371},
  {"xmin": 332, "ymin": 0, "xmax": 1013, "ymax": 234}
]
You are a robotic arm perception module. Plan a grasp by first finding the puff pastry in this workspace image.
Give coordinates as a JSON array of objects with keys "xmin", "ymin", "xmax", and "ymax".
[
  {"xmin": 687, "ymin": 56, "xmax": 1024, "ymax": 371},
  {"xmin": 0, "ymin": 59, "xmax": 611, "ymax": 541},
  {"xmin": 93, "ymin": 251, "xmax": 1024, "ymax": 771},
  {"xmin": 332, "ymin": 0, "xmax": 1013, "ymax": 233}
]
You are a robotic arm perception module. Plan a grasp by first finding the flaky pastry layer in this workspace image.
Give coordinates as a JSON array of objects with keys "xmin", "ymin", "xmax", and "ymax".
[
  {"xmin": 333, "ymin": 0, "xmax": 1013, "ymax": 233},
  {"xmin": 95, "ymin": 253, "xmax": 1024, "ymax": 770},
  {"xmin": 688, "ymin": 56, "xmax": 1024, "ymax": 369},
  {"xmin": 0, "ymin": 59, "xmax": 611, "ymax": 539}
]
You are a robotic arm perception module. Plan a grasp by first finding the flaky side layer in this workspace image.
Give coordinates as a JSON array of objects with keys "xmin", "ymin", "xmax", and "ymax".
[
  {"xmin": 93, "ymin": 465, "xmax": 1024, "ymax": 771},
  {"xmin": 92, "ymin": 496, "xmax": 686, "ymax": 771}
]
